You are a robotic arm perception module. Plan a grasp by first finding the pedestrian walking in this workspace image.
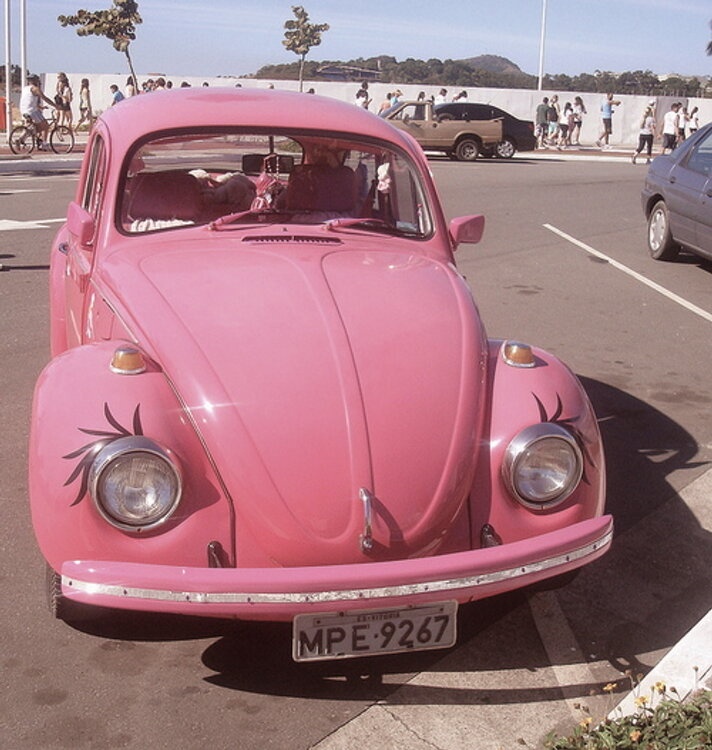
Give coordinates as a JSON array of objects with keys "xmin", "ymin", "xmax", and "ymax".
[
  {"xmin": 76, "ymin": 78, "xmax": 93, "ymax": 130},
  {"xmin": 535, "ymin": 96, "xmax": 550, "ymax": 148},
  {"xmin": 632, "ymin": 106, "xmax": 656, "ymax": 164},
  {"xmin": 54, "ymin": 73, "xmax": 73, "ymax": 129},
  {"xmin": 570, "ymin": 96, "xmax": 586, "ymax": 146},
  {"xmin": 596, "ymin": 93, "xmax": 620, "ymax": 149},
  {"xmin": 661, "ymin": 102, "xmax": 681, "ymax": 154}
]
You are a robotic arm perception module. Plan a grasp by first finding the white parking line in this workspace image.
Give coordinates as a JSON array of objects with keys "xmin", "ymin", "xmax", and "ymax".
[
  {"xmin": 528, "ymin": 590, "xmax": 601, "ymax": 720},
  {"xmin": 545, "ymin": 224, "xmax": 712, "ymax": 324},
  {"xmin": 0, "ymin": 218, "xmax": 64, "ymax": 231}
]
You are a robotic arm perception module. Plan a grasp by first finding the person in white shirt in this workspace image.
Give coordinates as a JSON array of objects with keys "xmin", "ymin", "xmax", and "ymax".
[
  {"xmin": 661, "ymin": 103, "xmax": 681, "ymax": 154},
  {"xmin": 19, "ymin": 75, "xmax": 55, "ymax": 147}
]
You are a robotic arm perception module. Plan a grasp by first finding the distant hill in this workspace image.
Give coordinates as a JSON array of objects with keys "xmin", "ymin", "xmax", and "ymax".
[{"xmin": 458, "ymin": 55, "xmax": 523, "ymax": 75}]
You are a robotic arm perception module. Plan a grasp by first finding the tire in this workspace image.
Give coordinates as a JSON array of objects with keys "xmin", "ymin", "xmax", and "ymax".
[
  {"xmin": 495, "ymin": 138, "xmax": 516, "ymax": 159},
  {"xmin": 454, "ymin": 137, "xmax": 480, "ymax": 162},
  {"xmin": 647, "ymin": 200, "xmax": 679, "ymax": 261},
  {"xmin": 8, "ymin": 125, "xmax": 35, "ymax": 155},
  {"xmin": 49, "ymin": 125, "xmax": 75, "ymax": 154}
]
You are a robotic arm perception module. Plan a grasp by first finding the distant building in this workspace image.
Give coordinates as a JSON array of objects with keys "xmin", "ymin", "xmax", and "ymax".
[{"xmin": 316, "ymin": 65, "xmax": 379, "ymax": 82}]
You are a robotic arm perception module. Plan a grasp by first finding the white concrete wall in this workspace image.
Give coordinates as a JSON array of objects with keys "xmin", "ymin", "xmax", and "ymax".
[{"xmin": 17, "ymin": 72, "xmax": 712, "ymax": 147}]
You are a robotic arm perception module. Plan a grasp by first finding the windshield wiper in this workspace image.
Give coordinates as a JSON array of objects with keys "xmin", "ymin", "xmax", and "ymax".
[
  {"xmin": 324, "ymin": 217, "xmax": 412, "ymax": 236},
  {"xmin": 209, "ymin": 209, "xmax": 286, "ymax": 231}
]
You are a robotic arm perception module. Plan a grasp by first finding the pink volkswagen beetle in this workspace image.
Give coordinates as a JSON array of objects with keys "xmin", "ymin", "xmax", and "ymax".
[{"xmin": 29, "ymin": 89, "xmax": 611, "ymax": 662}]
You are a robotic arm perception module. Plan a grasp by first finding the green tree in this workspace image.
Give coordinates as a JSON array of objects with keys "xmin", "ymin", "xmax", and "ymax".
[
  {"xmin": 282, "ymin": 5, "xmax": 329, "ymax": 92},
  {"xmin": 58, "ymin": 1, "xmax": 142, "ymax": 88}
]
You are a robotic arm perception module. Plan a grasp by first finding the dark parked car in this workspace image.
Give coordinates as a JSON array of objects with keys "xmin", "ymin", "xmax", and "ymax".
[
  {"xmin": 642, "ymin": 122, "xmax": 712, "ymax": 262},
  {"xmin": 434, "ymin": 102, "xmax": 536, "ymax": 158}
]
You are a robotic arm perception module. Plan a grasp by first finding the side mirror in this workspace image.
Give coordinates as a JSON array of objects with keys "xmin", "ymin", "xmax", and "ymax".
[
  {"xmin": 449, "ymin": 215, "xmax": 485, "ymax": 249},
  {"xmin": 66, "ymin": 201, "xmax": 95, "ymax": 248}
]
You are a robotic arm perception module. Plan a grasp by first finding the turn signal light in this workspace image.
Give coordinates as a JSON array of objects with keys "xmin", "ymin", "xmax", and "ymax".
[
  {"xmin": 502, "ymin": 341, "xmax": 536, "ymax": 368},
  {"xmin": 110, "ymin": 345, "xmax": 147, "ymax": 375}
]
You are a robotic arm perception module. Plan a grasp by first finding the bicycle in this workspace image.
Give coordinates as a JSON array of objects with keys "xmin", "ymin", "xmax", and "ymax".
[{"xmin": 8, "ymin": 110, "xmax": 75, "ymax": 156}]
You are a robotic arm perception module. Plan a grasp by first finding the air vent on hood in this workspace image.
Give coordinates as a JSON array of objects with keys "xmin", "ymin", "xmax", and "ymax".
[{"xmin": 242, "ymin": 235, "xmax": 343, "ymax": 245}]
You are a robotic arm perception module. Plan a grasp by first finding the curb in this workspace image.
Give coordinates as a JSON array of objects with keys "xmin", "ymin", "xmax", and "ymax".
[{"xmin": 609, "ymin": 610, "xmax": 712, "ymax": 719}]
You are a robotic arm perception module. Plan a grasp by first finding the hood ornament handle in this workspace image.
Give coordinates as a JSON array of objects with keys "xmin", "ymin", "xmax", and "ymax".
[{"xmin": 359, "ymin": 488, "xmax": 374, "ymax": 552}]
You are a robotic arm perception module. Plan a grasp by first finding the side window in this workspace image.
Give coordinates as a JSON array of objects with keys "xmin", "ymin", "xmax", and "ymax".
[
  {"xmin": 398, "ymin": 104, "xmax": 419, "ymax": 121},
  {"xmin": 81, "ymin": 135, "xmax": 107, "ymax": 222},
  {"xmin": 469, "ymin": 105, "xmax": 488, "ymax": 120},
  {"xmin": 685, "ymin": 131, "xmax": 712, "ymax": 177}
]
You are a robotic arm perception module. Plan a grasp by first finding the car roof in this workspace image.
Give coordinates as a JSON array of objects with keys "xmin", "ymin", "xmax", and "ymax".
[{"xmin": 98, "ymin": 88, "xmax": 417, "ymax": 155}]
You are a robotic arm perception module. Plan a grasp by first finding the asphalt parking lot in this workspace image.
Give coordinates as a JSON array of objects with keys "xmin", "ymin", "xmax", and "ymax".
[{"xmin": 0, "ymin": 150, "xmax": 710, "ymax": 749}]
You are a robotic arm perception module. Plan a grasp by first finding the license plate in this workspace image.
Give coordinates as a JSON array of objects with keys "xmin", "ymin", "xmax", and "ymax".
[{"xmin": 292, "ymin": 601, "xmax": 458, "ymax": 662}]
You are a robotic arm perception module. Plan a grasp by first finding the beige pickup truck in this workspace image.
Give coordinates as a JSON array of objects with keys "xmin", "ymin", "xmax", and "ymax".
[{"xmin": 384, "ymin": 100, "xmax": 503, "ymax": 161}]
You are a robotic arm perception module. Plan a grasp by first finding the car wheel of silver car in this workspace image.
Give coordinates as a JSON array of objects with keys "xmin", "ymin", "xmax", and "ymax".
[
  {"xmin": 495, "ymin": 138, "xmax": 516, "ymax": 159},
  {"xmin": 647, "ymin": 200, "xmax": 680, "ymax": 261},
  {"xmin": 454, "ymin": 138, "xmax": 480, "ymax": 161}
]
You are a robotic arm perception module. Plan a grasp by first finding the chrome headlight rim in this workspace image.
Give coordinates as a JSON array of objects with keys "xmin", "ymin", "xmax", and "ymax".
[
  {"xmin": 502, "ymin": 422, "xmax": 583, "ymax": 510},
  {"xmin": 89, "ymin": 435, "xmax": 182, "ymax": 532}
]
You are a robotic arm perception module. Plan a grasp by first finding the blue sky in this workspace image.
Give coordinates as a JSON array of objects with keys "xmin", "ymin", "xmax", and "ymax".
[{"xmin": 2, "ymin": 0, "xmax": 710, "ymax": 78}]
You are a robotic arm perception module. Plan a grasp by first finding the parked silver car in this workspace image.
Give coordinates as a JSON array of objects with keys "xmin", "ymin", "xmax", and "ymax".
[{"xmin": 641, "ymin": 122, "xmax": 712, "ymax": 262}]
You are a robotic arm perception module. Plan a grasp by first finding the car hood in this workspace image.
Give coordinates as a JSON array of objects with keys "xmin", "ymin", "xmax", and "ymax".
[{"xmin": 103, "ymin": 233, "xmax": 486, "ymax": 566}]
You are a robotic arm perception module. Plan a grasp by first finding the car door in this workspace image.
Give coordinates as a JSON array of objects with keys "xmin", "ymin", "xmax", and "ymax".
[
  {"xmin": 64, "ymin": 134, "xmax": 106, "ymax": 347},
  {"xmin": 664, "ymin": 131, "xmax": 711, "ymax": 250},
  {"xmin": 395, "ymin": 103, "xmax": 448, "ymax": 149},
  {"xmin": 683, "ymin": 127, "xmax": 712, "ymax": 255}
]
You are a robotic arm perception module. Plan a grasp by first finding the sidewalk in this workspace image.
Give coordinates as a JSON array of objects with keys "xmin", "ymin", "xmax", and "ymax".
[{"xmin": 0, "ymin": 134, "xmax": 640, "ymax": 164}]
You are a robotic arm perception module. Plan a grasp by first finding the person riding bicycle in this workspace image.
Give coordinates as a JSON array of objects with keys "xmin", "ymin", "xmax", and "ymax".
[{"xmin": 20, "ymin": 75, "xmax": 56, "ymax": 149}]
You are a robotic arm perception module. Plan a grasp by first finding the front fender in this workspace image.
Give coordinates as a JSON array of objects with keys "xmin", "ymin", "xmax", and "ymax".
[
  {"xmin": 470, "ymin": 340, "xmax": 606, "ymax": 545},
  {"xmin": 29, "ymin": 340, "xmax": 234, "ymax": 572}
]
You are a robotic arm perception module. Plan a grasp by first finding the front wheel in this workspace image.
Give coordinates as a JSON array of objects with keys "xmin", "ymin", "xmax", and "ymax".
[
  {"xmin": 49, "ymin": 125, "xmax": 75, "ymax": 154},
  {"xmin": 8, "ymin": 125, "xmax": 35, "ymax": 155},
  {"xmin": 495, "ymin": 138, "xmax": 516, "ymax": 159},
  {"xmin": 454, "ymin": 137, "xmax": 480, "ymax": 162},
  {"xmin": 647, "ymin": 201, "xmax": 679, "ymax": 261}
]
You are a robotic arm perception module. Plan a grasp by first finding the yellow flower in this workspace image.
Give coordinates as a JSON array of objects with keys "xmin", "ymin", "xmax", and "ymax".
[
  {"xmin": 579, "ymin": 716, "xmax": 593, "ymax": 729},
  {"xmin": 630, "ymin": 729, "xmax": 642, "ymax": 742},
  {"xmin": 603, "ymin": 682, "xmax": 617, "ymax": 693},
  {"xmin": 654, "ymin": 681, "xmax": 666, "ymax": 694},
  {"xmin": 634, "ymin": 695, "xmax": 648, "ymax": 708}
]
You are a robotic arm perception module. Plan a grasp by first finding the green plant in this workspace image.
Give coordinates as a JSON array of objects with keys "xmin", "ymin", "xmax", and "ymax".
[
  {"xmin": 58, "ymin": 1, "xmax": 142, "ymax": 88},
  {"xmin": 544, "ymin": 676, "xmax": 712, "ymax": 750},
  {"xmin": 282, "ymin": 5, "xmax": 329, "ymax": 92}
]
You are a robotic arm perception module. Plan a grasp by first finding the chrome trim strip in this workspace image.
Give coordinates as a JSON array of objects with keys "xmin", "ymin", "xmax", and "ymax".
[{"xmin": 63, "ymin": 528, "xmax": 613, "ymax": 606}]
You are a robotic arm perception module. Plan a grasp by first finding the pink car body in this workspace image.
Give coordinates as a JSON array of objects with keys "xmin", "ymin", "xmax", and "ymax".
[{"xmin": 29, "ymin": 89, "xmax": 611, "ymax": 661}]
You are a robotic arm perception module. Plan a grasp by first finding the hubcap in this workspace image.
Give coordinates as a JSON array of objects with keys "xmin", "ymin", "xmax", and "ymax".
[
  {"xmin": 497, "ymin": 141, "xmax": 515, "ymax": 158},
  {"xmin": 649, "ymin": 210, "xmax": 665, "ymax": 251}
]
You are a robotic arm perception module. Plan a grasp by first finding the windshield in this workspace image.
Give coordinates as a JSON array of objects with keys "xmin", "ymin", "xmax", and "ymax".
[{"xmin": 118, "ymin": 130, "xmax": 433, "ymax": 238}]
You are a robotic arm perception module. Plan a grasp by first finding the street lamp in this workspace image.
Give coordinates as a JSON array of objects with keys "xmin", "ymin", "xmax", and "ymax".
[
  {"xmin": 3, "ymin": 0, "xmax": 10, "ymax": 137},
  {"xmin": 537, "ymin": 0, "xmax": 548, "ymax": 91}
]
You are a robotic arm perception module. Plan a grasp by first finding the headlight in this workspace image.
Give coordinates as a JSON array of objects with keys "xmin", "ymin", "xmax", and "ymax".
[
  {"xmin": 89, "ymin": 436, "xmax": 182, "ymax": 531},
  {"xmin": 502, "ymin": 423, "xmax": 583, "ymax": 509}
]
